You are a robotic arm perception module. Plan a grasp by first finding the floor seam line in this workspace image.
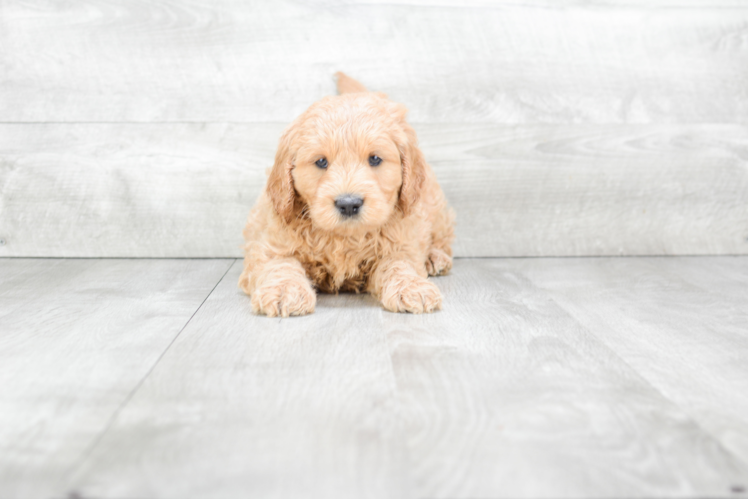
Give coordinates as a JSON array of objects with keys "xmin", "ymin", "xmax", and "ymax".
[{"xmin": 61, "ymin": 258, "xmax": 237, "ymax": 492}]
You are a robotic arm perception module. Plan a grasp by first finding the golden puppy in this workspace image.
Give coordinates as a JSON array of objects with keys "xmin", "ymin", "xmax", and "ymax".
[{"xmin": 239, "ymin": 72, "xmax": 455, "ymax": 317}]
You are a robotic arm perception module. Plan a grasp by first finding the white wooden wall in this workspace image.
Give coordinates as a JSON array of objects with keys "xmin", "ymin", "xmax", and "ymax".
[{"xmin": 1, "ymin": 0, "xmax": 746, "ymax": 257}]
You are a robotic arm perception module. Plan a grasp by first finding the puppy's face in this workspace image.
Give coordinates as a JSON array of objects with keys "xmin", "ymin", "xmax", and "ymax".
[
  {"xmin": 292, "ymin": 114, "xmax": 403, "ymax": 232},
  {"xmin": 267, "ymin": 93, "xmax": 425, "ymax": 233}
]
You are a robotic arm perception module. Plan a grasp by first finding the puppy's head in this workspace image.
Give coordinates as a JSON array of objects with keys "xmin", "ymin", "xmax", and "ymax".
[{"xmin": 267, "ymin": 92, "xmax": 425, "ymax": 232}]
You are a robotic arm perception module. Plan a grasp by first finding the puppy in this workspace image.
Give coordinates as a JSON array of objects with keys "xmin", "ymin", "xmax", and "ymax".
[{"xmin": 239, "ymin": 72, "xmax": 455, "ymax": 317}]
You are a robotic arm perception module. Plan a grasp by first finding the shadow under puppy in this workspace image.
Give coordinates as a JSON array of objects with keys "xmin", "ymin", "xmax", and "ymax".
[{"xmin": 239, "ymin": 72, "xmax": 455, "ymax": 317}]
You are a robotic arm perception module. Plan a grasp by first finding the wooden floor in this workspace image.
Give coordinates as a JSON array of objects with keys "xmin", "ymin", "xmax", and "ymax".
[{"xmin": 1, "ymin": 256, "xmax": 747, "ymax": 498}]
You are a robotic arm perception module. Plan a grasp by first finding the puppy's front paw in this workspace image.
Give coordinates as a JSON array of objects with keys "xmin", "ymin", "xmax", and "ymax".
[
  {"xmin": 426, "ymin": 248, "xmax": 452, "ymax": 276},
  {"xmin": 380, "ymin": 275, "xmax": 442, "ymax": 314},
  {"xmin": 251, "ymin": 277, "xmax": 316, "ymax": 317}
]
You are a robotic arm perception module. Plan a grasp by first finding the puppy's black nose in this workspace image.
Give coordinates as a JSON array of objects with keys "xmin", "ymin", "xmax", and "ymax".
[{"xmin": 335, "ymin": 195, "xmax": 364, "ymax": 217}]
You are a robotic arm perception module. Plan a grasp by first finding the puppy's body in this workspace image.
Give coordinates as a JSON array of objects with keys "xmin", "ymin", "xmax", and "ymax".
[{"xmin": 239, "ymin": 73, "xmax": 454, "ymax": 317}]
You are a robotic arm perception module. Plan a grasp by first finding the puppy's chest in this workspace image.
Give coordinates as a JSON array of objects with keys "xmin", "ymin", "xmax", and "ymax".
[
  {"xmin": 295, "ymin": 238, "xmax": 379, "ymax": 293},
  {"xmin": 302, "ymin": 259, "xmax": 373, "ymax": 293}
]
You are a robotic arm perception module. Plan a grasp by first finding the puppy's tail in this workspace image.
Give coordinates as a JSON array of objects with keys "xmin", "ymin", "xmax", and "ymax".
[{"xmin": 334, "ymin": 72, "xmax": 368, "ymax": 94}]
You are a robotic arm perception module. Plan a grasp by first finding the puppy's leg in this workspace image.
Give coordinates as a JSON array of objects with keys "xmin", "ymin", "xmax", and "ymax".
[
  {"xmin": 426, "ymin": 204, "xmax": 455, "ymax": 276},
  {"xmin": 239, "ymin": 258, "xmax": 316, "ymax": 317},
  {"xmin": 426, "ymin": 248, "xmax": 452, "ymax": 277},
  {"xmin": 369, "ymin": 258, "xmax": 442, "ymax": 314}
]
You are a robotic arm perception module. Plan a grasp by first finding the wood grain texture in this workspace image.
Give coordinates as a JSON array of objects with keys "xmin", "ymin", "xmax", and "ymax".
[
  {"xmin": 1, "ymin": 123, "xmax": 747, "ymax": 258},
  {"xmin": 0, "ymin": 123, "xmax": 281, "ymax": 258},
  {"xmin": 1, "ymin": 0, "xmax": 747, "ymax": 123},
  {"xmin": 69, "ymin": 260, "xmax": 408, "ymax": 498},
  {"xmin": 68, "ymin": 259, "xmax": 748, "ymax": 498},
  {"xmin": 382, "ymin": 258, "xmax": 748, "ymax": 497},
  {"xmin": 0, "ymin": 258, "xmax": 234, "ymax": 498},
  {"xmin": 515, "ymin": 256, "xmax": 748, "ymax": 467}
]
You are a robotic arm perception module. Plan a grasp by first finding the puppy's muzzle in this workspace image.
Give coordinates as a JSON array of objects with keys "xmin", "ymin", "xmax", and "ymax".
[{"xmin": 335, "ymin": 194, "xmax": 364, "ymax": 217}]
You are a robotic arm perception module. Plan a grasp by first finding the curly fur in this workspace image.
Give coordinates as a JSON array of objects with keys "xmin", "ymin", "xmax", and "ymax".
[{"xmin": 239, "ymin": 72, "xmax": 455, "ymax": 317}]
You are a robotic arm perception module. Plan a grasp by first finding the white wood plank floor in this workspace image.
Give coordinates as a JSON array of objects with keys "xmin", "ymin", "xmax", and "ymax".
[
  {"xmin": 1, "ymin": 257, "xmax": 747, "ymax": 498},
  {"xmin": 0, "ymin": 259, "xmax": 234, "ymax": 498}
]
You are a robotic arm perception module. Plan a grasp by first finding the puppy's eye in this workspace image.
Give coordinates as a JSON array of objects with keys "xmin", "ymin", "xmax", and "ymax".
[
  {"xmin": 315, "ymin": 157, "xmax": 328, "ymax": 169},
  {"xmin": 369, "ymin": 155, "xmax": 382, "ymax": 167}
]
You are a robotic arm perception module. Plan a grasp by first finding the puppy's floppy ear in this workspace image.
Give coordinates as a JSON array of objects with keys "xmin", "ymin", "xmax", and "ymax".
[
  {"xmin": 266, "ymin": 123, "xmax": 299, "ymax": 224},
  {"xmin": 391, "ymin": 104, "xmax": 427, "ymax": 217}
]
